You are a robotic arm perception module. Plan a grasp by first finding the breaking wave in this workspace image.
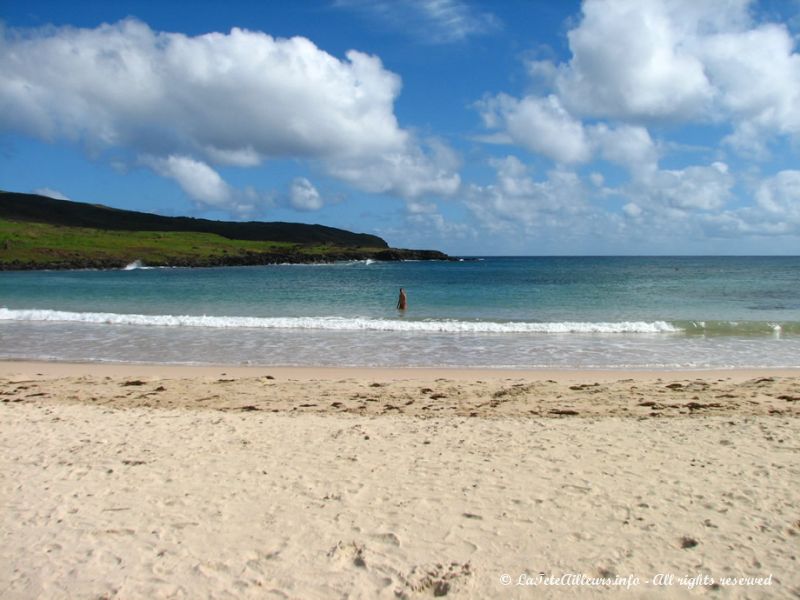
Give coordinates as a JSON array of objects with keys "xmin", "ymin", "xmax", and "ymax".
[
  {"xmin": 0, "ymin": 308, "xmax": 680, "ymax": 333},
  {"xmin": 2, "ymin": 309, "xmax": 795, "ymax": 336},
  {"xmin": 122, "ymin": 260, "xmax": 154, "ymax": 270}
]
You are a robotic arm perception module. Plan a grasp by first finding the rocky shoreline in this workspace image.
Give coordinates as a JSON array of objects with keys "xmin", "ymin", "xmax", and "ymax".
[{"xmin": 0, "ymin": 248, "xmax": 455, "ymax": 271}]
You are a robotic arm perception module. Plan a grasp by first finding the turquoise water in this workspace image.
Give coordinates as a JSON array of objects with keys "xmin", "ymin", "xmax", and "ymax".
[{"xmin": 1, "ymin": 257, "xmax": 799, "ymax": 368}]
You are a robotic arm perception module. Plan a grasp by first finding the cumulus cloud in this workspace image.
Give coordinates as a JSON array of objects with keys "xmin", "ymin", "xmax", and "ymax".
[
  {"xmin": 478, "ymin": 94, "xmax": 591, "ymax": 164},
  {"xmin": 756, "ymin": 170, "xmax": 800, "ymax": 219},
  {"xmin": 633, "ymin": 162, "xmax": 734, "ymax": 213},
  {"xmin": 466, "ymin": 0, "xmax": 800, "ymax": 250},
  {"xmin": 478, "ymin": 99, "xmax": 659, "ymax": 173},
  {"xmin": 289, "ymin": 177, "xmax": 324, "ymax": 212},
  {"xmin": 462, "ymin": 153, "xmax": 743, "ymax": 251},
  {"xmin": 465, "ymin": 156, "xmax": 591, "ymax": 235},
  {"xmin": 32, "ymin": 187, "xmax": 70, "ymax": 200},
  {"xmin": 0, "ymin": 20, "xmax": 404, "ymax": 160},
  {"xmin": 554, "ymin": 0, "xmax": 800, "ymax": 149},
  {"xmin": 555, "ymin": 0, "xmax": 719, "ymax": 121},
  {"xmin": 327, "ymin": 136, "xmax": 461, "ymax": 199},
  {"xmin": 586, "ymin": 160, "xmax": 739, "ymax": 247},
  {"xmin": 143, "ymin": 155, "xmax": 232, "ymax": 207},
  {"xmin": 480, "ymin": 0, "xmax": 800, "ymax": 166},
  {"xmin": 622, "ymin": 202, "xmax": 643, "ymax": 218},
  {"xmin": 0, "ymin": 19, "xmax": 461, "ymax": 209},
  {"xmin": 407, "ymin": 212, "xmax": 475, "ymax": 242},
  {"xmin": 703, "ymin": 170, "xmax": 800, "ymax": 237},
  {"xmin": 591, "ymin": 124, "xmax": 659, "ymax": 176},
  {"xmin": 703, "ymin": 23, "xmax": 800, "ymax": 154}
]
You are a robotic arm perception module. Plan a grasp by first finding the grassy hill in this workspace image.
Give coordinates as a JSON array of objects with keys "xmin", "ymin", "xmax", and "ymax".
[
  {"xmin": 0, "ymin": 191, "xmax": 387, "ymax": 246},
  {"xmin": 0, "ymin": 191, "xmax": 448, "ymax": 270}
]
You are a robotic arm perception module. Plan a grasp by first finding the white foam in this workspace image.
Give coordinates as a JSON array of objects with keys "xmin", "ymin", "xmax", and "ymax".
[
  {"xmin": 0, "ymin": 308, "xmax": 681, "ymax": 334},
  {"xmin": 123, "ymin": 260, "xmax": 154, "ymax": 270}
]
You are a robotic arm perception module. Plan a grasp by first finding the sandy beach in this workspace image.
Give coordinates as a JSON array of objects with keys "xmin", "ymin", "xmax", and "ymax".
[{"xmin": 1, "ymin": 361, "xmax": 799, "ymax": 598}]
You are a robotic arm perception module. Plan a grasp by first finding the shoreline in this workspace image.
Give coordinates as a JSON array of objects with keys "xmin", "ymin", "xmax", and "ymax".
[
  {"xmin": 3, "ymin": 358, "xmax": 800, "ymax": 382},
  {"xmin": 2, "ymin": 358, "xmax": 800, "ymax": 382},
  {"xmin": 0, "ymin": 248, "xmax": 454, "ymax": 272}
]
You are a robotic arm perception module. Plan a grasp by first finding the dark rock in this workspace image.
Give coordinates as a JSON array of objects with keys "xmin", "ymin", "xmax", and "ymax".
[
  {"xmin": 433, "ymin": 581, "xmax": 450, "ymax": 596},
  {"xmin": 778, "ymin": 395, "xmax": 800, "ymax": 402},
  {"xmin": 680, "ymin": 536, "xmax": 699, "ymax": 549}
]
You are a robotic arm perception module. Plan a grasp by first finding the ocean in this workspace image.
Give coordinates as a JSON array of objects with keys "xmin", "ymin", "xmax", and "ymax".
[{"xmin": 1, "ymin": 256, "xmax": 799, "ymax": 369}]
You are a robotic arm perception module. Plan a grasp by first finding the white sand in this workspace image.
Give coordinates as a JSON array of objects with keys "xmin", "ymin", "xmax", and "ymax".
[{"xmin": 1, "ymin": 362, "xmax": 799, "ymax": 598}]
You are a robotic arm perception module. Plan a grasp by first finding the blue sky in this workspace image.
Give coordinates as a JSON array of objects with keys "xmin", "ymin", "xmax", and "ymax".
[{"xmin": 1, "ymin": 0, "xmax": 799, "ymax": 255}]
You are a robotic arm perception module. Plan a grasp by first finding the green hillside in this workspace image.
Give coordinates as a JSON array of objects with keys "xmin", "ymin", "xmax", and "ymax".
[
  {"xmin": 0, "ymin": 191, "xmax": 388, "ymax": 247},
  {"xmin": 0, "ymin": 191, "xmax": 449, "ymax": 270}
]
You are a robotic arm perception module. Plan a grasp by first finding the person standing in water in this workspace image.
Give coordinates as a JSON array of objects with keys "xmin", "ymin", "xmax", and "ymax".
[{"xmin": 396, "ymin": 287, "xmax": 407, "ymax": 310}]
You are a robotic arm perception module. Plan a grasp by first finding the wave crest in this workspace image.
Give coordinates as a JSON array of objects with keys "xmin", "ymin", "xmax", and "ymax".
[{"xmin": 0, "ymin": 308, "xmax": 680, "ymax": 334}]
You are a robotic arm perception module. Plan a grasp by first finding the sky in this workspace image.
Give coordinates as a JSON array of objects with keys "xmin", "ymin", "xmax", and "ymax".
[{"xmin": 1, "ymin": 0, "xmax": 799, "ymax": 255}]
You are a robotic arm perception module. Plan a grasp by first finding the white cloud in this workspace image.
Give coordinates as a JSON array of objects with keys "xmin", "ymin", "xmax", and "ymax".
[
  {"xmin": 336, "ymin": 0, "xmax": 500, "ymax": 44},
  {"xmin": 478, "ymin": 94, "xmax": 591, "ymax": 164},
  {"xmin": 144, "ymin": 155, "xmax": 232, "ymax": 207},
  {"xmin": 376, "ymin": 206, "xmax": 475, "ymax": 251},
  {"xmin": 622, "ymin": 202, "xmax": 642, "ymax": 218},
  {"xmin": 474, "ymin": 0, "xmax": 799, "ymax": 179},
  {"xmin": 551, "ymin": 0, "xmax": 800, "ymax": 153},
  {"xmin": 556, "ymin": 0, "xmax": 718, "ymax": 120},
  {"xmin": 756, "ymin": 170, "xmax": 800, "ymax": 218},
  {"xmin": 644, "ymin": 162, "xmax": 734, "ymax": 212},
  {"xmin": 703, "ymin": 170, "xmax": 800, "ymax": 237},
  {"xmin": 203, "ymin": 146, "xmax": 262, "ymax": 168},
  {"xmin": 478, "ymin": 97, "xmax": 659, "ymax": 173},
  {"xmin": 609, "ymin": 161, "xmax": 734, "ymax": 230},
  {"xmin": 327, "ymin": 136, "xmax": 461, "ymax": 199},
  {"xmin": 0, "ymin": 20, "xmax": 405, "ymax": 160},
  {"xmin": 526, "ymin": 59, "xmax": 559, "ymax": 88},
  {"xmin": 702, "ymin": 23, "xmax": 800, "ymax": 154},
  {"xmin": 465, "ymin": 154, "xmax": 742, "ymax": 250},
  {"xmin": 596, "ymin": 160, "xmax": 737, "ymax": 248},
  {"xmin": 407, "ymin": 211, "xmax": 475, "ymax": 241},
  {"xmin": 32, "ymin": 187, "xmax": 70, "ymax": 200},
  {"xmin": 591, "ymin": 124, "xmax": 659, "ymax": 177},
  {"xmin": 466, "ymin": 156, "xmax": 591, "ymax": 234},
  {"xmin": 0, "ymin": 19, "xmax": 460, "ymax": 206},
  {"xmin": 466, "ymin": 0, "xmax": 800, "ymax": 251},
  {"xmin": 289, "ymin": 177, "xmax": 324, "ymax": 212},
  {"xmin": 406, "ymin": 200, "xmax": 438, "ymax": 214}
]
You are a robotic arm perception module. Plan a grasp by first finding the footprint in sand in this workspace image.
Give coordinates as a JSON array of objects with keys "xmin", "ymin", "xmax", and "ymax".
[
  {"xmin": 327, "ymin": 541, "xmax": 367, "ymax": 568},
  {"xmin": 398, "ymin": 562, "xmax": 472, "ymax": 597},
  {"xmin": 370, "ymin": 532, "xmax": 401, "ymax": 546}
]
